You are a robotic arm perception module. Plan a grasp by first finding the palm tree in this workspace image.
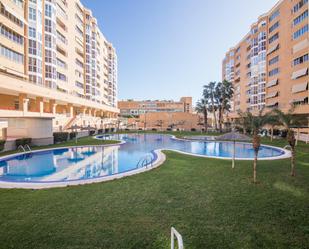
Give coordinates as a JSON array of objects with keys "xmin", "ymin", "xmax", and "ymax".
[
  {"xmin": 216, "ymin": 80, "xmax": 234, "ymax": 133},
  {"xmin": 272, "ymin": 108, "xmax": 305, "ymax": 177},
  {"xmin": 196, "ymin": 99, "xmax": 208, "ymax": 132},
  {"xmin": 265, "ymin": 115, "xmax": 280, "ymax": 142},
  {"xmin": 238, "ymin": 109, "xmax": 270, "ymax": 183},
  {"xmin": 204, "ymin": 82, "xmax": 218, "ymax": 130}
]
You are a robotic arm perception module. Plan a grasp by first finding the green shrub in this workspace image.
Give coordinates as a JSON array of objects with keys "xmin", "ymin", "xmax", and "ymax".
[
  {"xmin": 69, "ymin": 132, "xmax": 77, "ymax": 140},
  {"xmin": 16, "ymin": 138, "xmax": 32, "ymax": 147},
  {"xmin": 53, "ymin": 132, "xmax": 69, "ymax": 144},
  {"xmin": 97, "ymin": 129, "xmax": 103, "ymax": 134},
  {"xmin": 89, "ymin": 130, "xmax": 96, "ymax": 136},
  {"xmin": 0, "ymin": 140, "xmax": 5, "ymax": 152}
]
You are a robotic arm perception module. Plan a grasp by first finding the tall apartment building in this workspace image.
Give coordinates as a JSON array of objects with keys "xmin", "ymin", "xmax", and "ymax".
[
  {"xmin": 222, "ymin": 0, "xmax": 308, "ymax": 120},
  {"xmin": 118, "ymin": 97, "xmax": 193, "ymax": 116},
  {"xmin": 0, "ymin": 0, "xmax": 118, "ymax": 135}
]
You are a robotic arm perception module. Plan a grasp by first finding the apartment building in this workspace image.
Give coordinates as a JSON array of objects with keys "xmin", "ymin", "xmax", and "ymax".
[
  {"xmin": 222, "ymin": 0, "xmax": 308, "ymax": 121},
  {"xmin": 118, "ymin": 97, "xmax": 192, "ymax": 116},
  {"xmin": 0, "ymin": 0, "xmax": 118, "ymax": 141}
]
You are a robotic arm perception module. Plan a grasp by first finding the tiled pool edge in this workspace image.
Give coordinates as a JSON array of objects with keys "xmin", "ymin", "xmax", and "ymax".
[{"xmin": 0, "ymin": 149, "xmax": 166, "ymax": 190}]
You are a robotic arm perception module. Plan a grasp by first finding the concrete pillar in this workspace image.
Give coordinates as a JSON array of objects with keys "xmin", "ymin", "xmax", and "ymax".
[
  {"xmin": 52, "ymin": 104, "xmax": 57, "ymax": 115},
  {"xmin": 23, "ymin": 99, "xmax": 29, "ymax": 113},
  {"xmin": 18, "ymin": 94, "xmax": 27, "ymax": 111},
  {"xmin": 35, "ymin": 97, "xmax": 43, "ymax": 112},
  {"xmin": 39, "ymin": 101, "xmax": 44, "ymax": 115},
  {"xmin": 67, "ymin": 104, "xmax": 73, "ymax": 117},
  {"xmin": 49, "ymin": 100, "xmax": 55, "ymax": 113}
]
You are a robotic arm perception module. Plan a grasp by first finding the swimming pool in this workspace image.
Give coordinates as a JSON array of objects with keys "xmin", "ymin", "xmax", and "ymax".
[{"xmin": 0, "ymin": 134, "xmax": 290, "ymax": 188}]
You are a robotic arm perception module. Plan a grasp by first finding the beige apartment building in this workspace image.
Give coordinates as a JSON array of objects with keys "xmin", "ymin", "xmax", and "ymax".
[
  {"xmin": 118, "ymin": 97, "xmax": 193, "ymax": 116},
  {"xmin": 0, "ymin": 0, "xmax": 118, "ymax": 143},
  {"xmin": 222, "ymin": 0, "xmax": 308, "ymax": 123},
  {"xmin": 118, "ymin": 97, "xmax": 208, "ymax": 131}
]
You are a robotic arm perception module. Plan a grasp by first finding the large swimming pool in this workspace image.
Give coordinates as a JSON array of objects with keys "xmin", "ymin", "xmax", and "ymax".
[{"xmin": 0, "ymin": 134, "xmax": 290, "ymax": 188}]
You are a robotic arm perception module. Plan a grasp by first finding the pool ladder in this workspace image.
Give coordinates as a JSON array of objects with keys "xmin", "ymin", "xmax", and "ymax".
[
  {"xmin": 136, "ymin": 154, "xmax": 153, "ymax": 168},
  {"xmin": 18, "ymin": 144, "xmax": 32, "ymax": 152}
]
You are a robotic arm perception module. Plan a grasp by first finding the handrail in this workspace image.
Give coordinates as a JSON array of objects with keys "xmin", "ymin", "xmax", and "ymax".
[
  {"xmin": 136, "ymin": 154, "xmax": 153, "ymax": 168},
  {"xmin": 17, "ymin": 145, "xmax": 26, "ymax": 152},
  {"xmin": 171, "ymin": 227, "xmax": 184, "ymax": 249},
  {"xmin": 24, "ymin": 144, "xmax": 32, "ymax": 151},
  {"xmin": 283, "ymin": 145, "xmax": 292, "ymax": 150}
]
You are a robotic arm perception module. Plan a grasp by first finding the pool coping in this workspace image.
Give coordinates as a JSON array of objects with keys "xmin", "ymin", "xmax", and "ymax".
[{"xmin": 0, "ymin": 133, "xmax": 291, "ymax": 189}]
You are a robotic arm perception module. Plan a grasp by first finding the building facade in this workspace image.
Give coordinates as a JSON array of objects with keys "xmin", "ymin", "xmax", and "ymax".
[
  {"xmin": 222, "ymin": 0, "xmax": 308, "ymax": 119},
  {"xmin": 118, "ymin": 97, "xmax": 192, "ymax": 116},
  {"xmin": 0, "ymin": 0, "xmax": 118, "ymax": 134}
]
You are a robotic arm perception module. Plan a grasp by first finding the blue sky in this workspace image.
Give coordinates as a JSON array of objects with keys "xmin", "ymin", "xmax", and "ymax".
[{"xmin": 82, "ymin": 0, "xmax": 278, "ymax": 104}]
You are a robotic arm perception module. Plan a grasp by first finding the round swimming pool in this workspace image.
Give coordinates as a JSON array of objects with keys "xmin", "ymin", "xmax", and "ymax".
[{"xmin": 0, "ymin": 134, "xmax": 290, "ymax": 188}]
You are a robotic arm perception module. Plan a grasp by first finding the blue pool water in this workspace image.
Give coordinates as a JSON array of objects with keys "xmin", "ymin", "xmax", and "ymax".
[{"xmin": 0, "ymin": 134, "xmax": 285, "ymax": 183}]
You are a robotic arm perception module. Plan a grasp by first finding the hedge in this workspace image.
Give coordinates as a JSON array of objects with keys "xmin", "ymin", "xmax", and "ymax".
[
  {"xmin": 16, "ymin": 138, "xmax": 32, "ymax": 147},
  {"xmin": 89, "ymin": 130, "xmax": 96, "ymax": 136},
  {"xmin": 69, "ymin": 132, "xmax": 77, "ymax": 140},
  {"xmin": 0, "ymin": 140, "xmax": 5, "ymax": 152},
  {"xmin": 53, "ymin": 132, "xmax": 69, "ymax": 144},
  {"xmin": 97, "ymin": 129, "xmax": 104, "ymax": 134}
]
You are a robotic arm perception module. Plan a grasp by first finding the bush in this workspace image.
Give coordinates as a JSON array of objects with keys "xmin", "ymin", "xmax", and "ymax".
[
  {"xmin": 111, "ymin": 128, "xmax": 115, "ymax": 132},
  {"xmin": 125, "ymin": 128, "xmax": 130, "ymax": 131},
  {"xmin": 152, "ymin": 128, "xmax": 157, "ymax": 131},
  {"xmin": 191, "ymin": 128, "xmax": 197, "ymax": 132},
  {"xmin": 16, "ymin": 138, "xmax": 32, "ymax": 147},
  {"xmin": 166, "ymin": 128, "xmax": 172, "ymax": 131},
  {"xmin": 0, "ymin": 140, "xmax": 5, "ymax": 152},
  {"xmin": 69, "ymin": 132, "xmax": 77, "ymax": 140},
  {"xmin": 105, "ymin": 128, "xmax": 110, "ymax": 133},
  {"xmin": 89, "ymin": 130, "xmax": 96, "ymax": 136},
  {"xmin": 97, "ymin": 129, "xmax": 104, "ymax": 134},
  {"xmin": 53, "ymin": 132, "xmax": 68, "ymax": 144}
]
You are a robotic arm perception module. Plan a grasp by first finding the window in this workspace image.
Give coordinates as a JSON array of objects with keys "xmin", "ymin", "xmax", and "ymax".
[
  {"xmin": 293, "ymin": 24, "xmax": 308, "ymax": 39},
  {"xmin": 269, "ymin": 21, "xmax": 279, "ymax": 33},
  {"xmin": 57, "ymin": 72, "xmax": 67, "ymax": 81},
  {"xmin": 0, "ymin": 25, "xmax": 23, "ymax": 44},
  {"xmin": 45, "ymin": 19, "xmax": 52, "ymax": 33},
  {"xmin": 269, "ymin": 9, "xmax": 280, "ymax": 22},
  {"xmin": 269, "ymin": 56, "xmax": 279, "ymax": 65},
  {"xmin": 29, "ymin": 27, "xmax": 36, "ymax": 38},
  {"xmin": 75, "ymin": 81, "xmax": 83, "ymax": 88},
  {"xmin": 293, "ymin": 0, "xmax": 308, "ymax": 13},
  {"xmin": 0, "ymin": 3, "xmax": 23, "ymax": 27},
  {"xmin": 293, "ymin": 54, "xmax": 308, "ymax": 66},
  {"xmin": 57, "ymin": 58, "xmax": 67, "ymax": 69},
  {"xmin": 0, "ymin": 44, "xmax": 23, "ymax": 63},
  {"xmin": 269, "ymin": 68, "xmax": 279, "ymax": 77},
  {"xmin": 269, "ymin": 33, "xmax": 279, "ymax": 44},
  {"xmin": 294, "ymin": 10, "xmax": 308, "ymax": 26},
  {"xmin": 28, "ymin": 40, "xmax": 37, "ymax": 55},
  {"xmin": 29, "ymin": 7, "xmax": 36, "ymax": 21}
]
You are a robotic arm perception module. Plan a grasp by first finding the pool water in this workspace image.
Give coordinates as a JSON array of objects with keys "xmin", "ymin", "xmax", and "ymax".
[{"xmin": 0, "ymin": 134, "xmax": 285, "ymax": 183}]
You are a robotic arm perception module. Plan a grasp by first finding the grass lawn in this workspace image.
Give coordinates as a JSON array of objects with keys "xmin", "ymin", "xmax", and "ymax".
[{"xmin": 0, "ymin": 135, "xmax": 308, "ymax": 248}]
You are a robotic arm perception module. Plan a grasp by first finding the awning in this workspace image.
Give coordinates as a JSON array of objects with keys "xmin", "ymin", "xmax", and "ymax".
[
  {"xmin": 267, "ymin": 44, "xmax": 279, "ymax": 55},
  {"xmin": 291, "ymin": 68, "xmax": 308, "ymax": 80},
  {"xmin": 290, "ymin": 97, "xmax": 308, "ymax": 103},
  {"xmin": 266, "ymin": 91, "xmax": 278, "ymax": 99},
  {"xmin": 266, "ymin": 78, "xmax": 278, "ymax": 88},
  {"xmin": 0, "ymin": 2, "xmax": 28, "ymax": 25},
  {"xmin": 292, "ymin": 82, "xmax": 308, "ymax": 93},
  {"xmin": 266, "ymin": 101, "xmax": 278, "ymax": 107}
]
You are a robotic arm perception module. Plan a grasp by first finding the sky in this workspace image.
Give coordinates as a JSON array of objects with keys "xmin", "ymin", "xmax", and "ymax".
[{"xmin": 82, "ymin": 0, "xmax": 279, "ymax": 104}]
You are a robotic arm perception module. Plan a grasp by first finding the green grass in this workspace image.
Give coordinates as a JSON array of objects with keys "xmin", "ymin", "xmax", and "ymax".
[{"xmin": 0, "ymin": 136, "xmax": 308, "ymax": 248}]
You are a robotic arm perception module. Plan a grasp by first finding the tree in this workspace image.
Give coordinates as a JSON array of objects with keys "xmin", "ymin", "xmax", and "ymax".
[
  {"xmin": 216, "ymin": 80, "xmax": 234, "ymax": 133},
  {"xmin": 204, "ymin": 82, "xmax": 218, "ymax": 130},
  {"xmin": 272, "ymin": 107, "xmax": 305, "ymax": 176},
  {"xmin": 265, "ymin": 115, "xmax": 280, "ymax": 142},
  {"xmin": 238, "ymin": 109, "xmax": 270, "ymax": 183},
  {"xmin": 196, "ymin": 99, "xmax": 208, "ymax": 132}
]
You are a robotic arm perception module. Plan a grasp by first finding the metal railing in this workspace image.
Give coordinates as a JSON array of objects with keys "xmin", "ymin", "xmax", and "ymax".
[
  {"xmin": 136, "ymin": 154, "xmax": 153, "ymax": 168},
  {"xmin": 17, "ymin": 144, "xmax": 32, "ymax": 152},
  {"xmin": 171, "ymin": 227, "xmax": 184, "ymax": 249}
]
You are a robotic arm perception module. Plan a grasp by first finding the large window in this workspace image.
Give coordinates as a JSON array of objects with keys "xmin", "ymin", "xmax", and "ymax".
[
  {"xmin": 293, "ymin": 10, "xmax": 308, "ymax": 26},
  {"xmin": 269, "ymin": 21, "xmax": 279, "ymax": 33},
  {"xmin": 269, "ymin": 56, "xmax": 279, "ymax": 66},
  {"xmin": 293, "ymin": 24, "xmax": 308, "ymax": 39},
  {"xmin": 293, "ymin": 54, "xmax": 308, "ymax": 66},
  {"xmin": 269, "ymin": 9, "xmax": 279, "ymax": 22},
  {"xmin": 293, "ymin": 0, "xmax": 308, "ymax": 13},
  {"xmin": 269, "ymin": 33, "xmax": 279, "ymax": 44},
  {"xmin": 0, "ymin": 44, "xmax": 23, "ymax": 63},
  {"xmin": 269, "ymin": 68, "xmax": 279, "ymax": 77},
  {"xmin": 29, "ymin": 7, "xmax": 36, "ymax": 21},
  {"xmin": 0, "ymin": 25, "xmax": 23, "ymax": 44}
]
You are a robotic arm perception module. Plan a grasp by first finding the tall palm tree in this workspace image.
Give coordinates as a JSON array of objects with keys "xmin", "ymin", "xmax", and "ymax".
[
  {"xmin": 196, "ymin": 99, "xmax": 208, "ymax": 132},
  {"xmin": 272, "ymin": 108, "xmax": 305, "ymax": 177},
  {"xmin": 238, "ymin": 109, "xmax": 270, "ymax": 183},
  {"xmin": 204, "ymin": 82, "xmax": 218, "ymax": 130},
  {"xmin": 216, "ymin": 80, "xmax": 234, "ymax": 133}
]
